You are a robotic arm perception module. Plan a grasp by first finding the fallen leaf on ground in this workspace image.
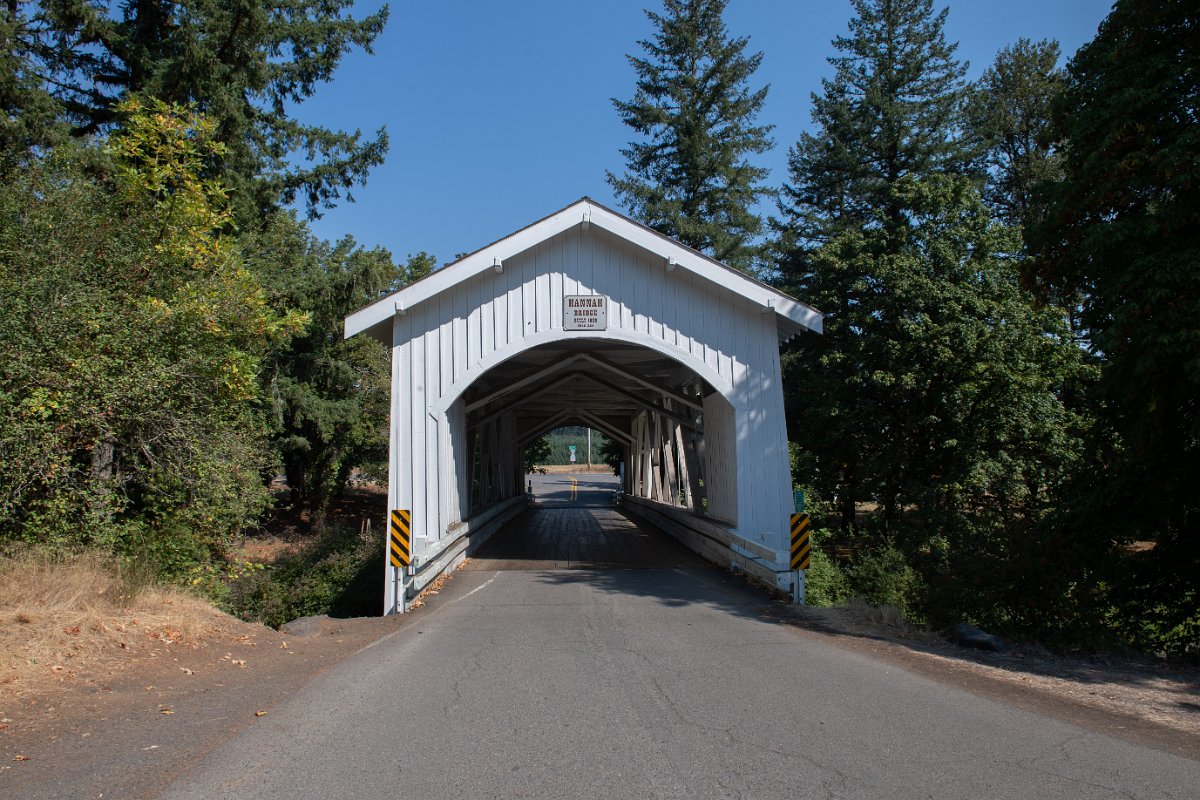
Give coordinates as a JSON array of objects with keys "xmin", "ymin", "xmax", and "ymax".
[
  {"xmin": 14, "ymin": 755, "xmax": 30, "ymax": 761},
  {"xmin": 255, "ymin": 711, "xmax": 267, "ymax": 717}
]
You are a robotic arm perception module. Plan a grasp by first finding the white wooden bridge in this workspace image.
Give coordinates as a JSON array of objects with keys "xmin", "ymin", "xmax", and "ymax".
[{"xmin": 345, "ymin": 198, "xmax": 822, "ymax": 613}]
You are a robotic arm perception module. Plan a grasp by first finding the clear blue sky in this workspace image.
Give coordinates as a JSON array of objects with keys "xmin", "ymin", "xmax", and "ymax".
[{"xmin": 299, "ymin": 0, "xmax": 1115, "ymax": 267}]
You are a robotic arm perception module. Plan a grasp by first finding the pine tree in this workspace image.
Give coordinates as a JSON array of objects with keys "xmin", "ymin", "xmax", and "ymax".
[
  {"xmin": 0, "ymin": 2, "xmax": 64, "ymax": 168},
  {"xmin": 965, "ymin": 38, "xmax": 1066, "ymax": 233},
  {"xmin": 775, "ymin": 0, "xmax": 967, "ymax": 258},
  {"xmin": 5, "ymin": 0, "xmax": 388, "ymax": 223},
  {"xmin": 775, "ymin": 0, "xmax": 971, "ymax": 526},
  {"xmin": 608, "ymin": 0, "xmax": 773, "ymax": 273},
  {"xmin": 773, "ymin": 0, "xmax": 1084, "ymax": 624}
]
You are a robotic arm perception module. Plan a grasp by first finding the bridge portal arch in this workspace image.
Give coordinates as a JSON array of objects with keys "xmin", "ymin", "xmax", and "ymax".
[{"xmin": 345, "ymin": 198, "xmax": 822, "ymax": 613}]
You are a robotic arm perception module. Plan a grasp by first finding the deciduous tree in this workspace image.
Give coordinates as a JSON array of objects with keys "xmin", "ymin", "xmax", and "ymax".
[
  {"xmin": 0, "ymin": 100, "xmax": 301, "ymax": 572},
  {"xmin": 1028, "ymin": 0, "xmax": 1200, "ymax": 654}
]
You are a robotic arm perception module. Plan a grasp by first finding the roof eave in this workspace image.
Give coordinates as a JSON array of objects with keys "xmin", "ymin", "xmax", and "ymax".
[{"xmin": 344, "ymin": 196, "xmax": 825, "ymax": 341}]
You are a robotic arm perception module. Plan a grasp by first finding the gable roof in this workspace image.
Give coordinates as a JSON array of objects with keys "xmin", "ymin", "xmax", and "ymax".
[{"xmin": 344, "ymin": 197, "xmax": 823, "ymax": 343}]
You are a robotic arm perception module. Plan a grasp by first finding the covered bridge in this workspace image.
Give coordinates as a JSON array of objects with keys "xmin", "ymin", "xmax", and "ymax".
[{"xmin": 344, "ymin": 198, "xmax": 822, "ymax": 613}]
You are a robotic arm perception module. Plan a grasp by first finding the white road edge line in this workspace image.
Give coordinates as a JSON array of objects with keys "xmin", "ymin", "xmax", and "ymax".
[
  {"xmin": 437, "ymin": 574, "xmax": 499, "ymax": 611},
  {"xmin": 355, "ymin": 576, "xmax": 499, "ymax": 654}
]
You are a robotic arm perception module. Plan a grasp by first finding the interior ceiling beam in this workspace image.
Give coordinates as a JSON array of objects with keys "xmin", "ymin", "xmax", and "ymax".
[
  {"xmin": 468, "ymin": 371, "xmax": 579, "ymax": 431},
  {"xmin": 465, "ymin": 353, "xmax": 588, "ymax": 413},
  {"xmin": 560, "ymin": 408, "xmax": 634, "ymax": 446},
  {"xmin": 576, "ymin": 352, "xmax": 703, "ymax": 413},
  {"xmin": 469, "ymin": 367, "xmax": 700, "ymax": 435},
  {"xmin": 575, "ymin": 411, "xmax": 635, "ymax": 446},
  {"xmin": 516, "ymin": 408, "xmax": 635, "ymax": 448},
  {"xmin": 578, "ymin": 373, "xmax": 701, "ymax": 431},
  {"xmin": 516, "ymin": 409, "xmax": 574, "ymax": 447}
]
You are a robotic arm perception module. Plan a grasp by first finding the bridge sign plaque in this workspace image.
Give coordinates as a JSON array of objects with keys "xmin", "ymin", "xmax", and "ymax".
[{"xmin": 564, "ymin": 295, "xmax": 607, "ymax": 331}]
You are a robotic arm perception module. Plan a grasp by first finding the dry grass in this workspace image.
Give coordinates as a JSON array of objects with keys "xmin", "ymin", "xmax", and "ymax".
[
  {"xmin": 841, "ymin": 596, "xmax": 923, "ymax": 635},
  {"xmin": 536, "ymin": 464, "xmax": 615, "ymax": 474},
  {"xmin": 0, "ymin": 548, "xmax": 246, "ymax": 696}
]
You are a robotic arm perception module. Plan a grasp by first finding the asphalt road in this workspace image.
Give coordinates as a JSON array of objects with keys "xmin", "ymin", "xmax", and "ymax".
[
  {"xmin": 158, "ymin": 509, "xmax": 1200, "ymax": 800},
  {"xmin": 527, "ymin": 471, "xmax": 619, "ymax": 507}
]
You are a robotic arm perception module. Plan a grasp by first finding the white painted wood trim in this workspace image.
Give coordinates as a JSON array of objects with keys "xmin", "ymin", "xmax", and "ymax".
[
  {"xmin": 429, "ymin": 327, "xmax": 740, "ymax": 419},
  {"xmin": 344, "ymin": 198, "xmax": 823, "ymax": 342}
]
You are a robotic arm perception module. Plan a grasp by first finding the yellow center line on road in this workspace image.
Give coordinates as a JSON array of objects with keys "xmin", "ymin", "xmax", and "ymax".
[{"xmin": 569, "ymin": 476, "xmax": 578, "ymax": 502}]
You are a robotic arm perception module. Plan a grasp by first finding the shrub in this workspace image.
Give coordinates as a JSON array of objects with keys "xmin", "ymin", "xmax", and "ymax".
[
  {"xmin": 226, "ymin": 523, "xmax": 383, "ymax": 628},
  {"xmin": 845, "ymin": 543, "xmax": 927, "ymax": 624},
  {"xmin": 802, "ymin": 527, "xmax": 851, "ymax": 607}
]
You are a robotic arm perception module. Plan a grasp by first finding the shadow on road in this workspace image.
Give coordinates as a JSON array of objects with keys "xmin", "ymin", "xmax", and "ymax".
[{"xmin": 470, "ymin": 503, "xmax": 1200, "ymax": 708}]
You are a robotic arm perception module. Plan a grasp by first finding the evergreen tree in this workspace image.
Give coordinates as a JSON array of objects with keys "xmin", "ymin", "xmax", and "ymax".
[
  {"xmin": 608, "ymin": 0, "xmax": 773, "ymax": 273},
  {"xmin": 774, "ymin": 0, "xmax": 1084, "ymax": 633},
  {"xmin": 0, "ymin": 2, "xmax": 67, "ymax": 169},
  {"xmin": 775, "ymin": 0, "xmax": 967, "ymax": 258},
  {"xmin": 1028, "ymin": 0, "xmax": 1200, "ymax": 654},
  {"xmin": 775, "ymin": 0, "xmax": 972, "ymax": 526},
  {"xmin": 253, "ymin": 232, "xmax": 430, "ymax": 520},
  {"xmin": 4, "ymin": 0, "xmax": 388, "ymax": 222},
  {"xmin": 965, "ymin": 38, "xmax": 1066, "ymax": 233}
]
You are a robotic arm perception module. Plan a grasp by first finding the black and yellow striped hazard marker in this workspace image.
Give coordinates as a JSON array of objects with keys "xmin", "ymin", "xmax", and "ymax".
[
  {"xmin": 790, "ymin": 512, "xmax": 811, "ymax": 571},
  {"xmin": 389, "ymin": 509, "xmax": 412, "ymax": 568}
]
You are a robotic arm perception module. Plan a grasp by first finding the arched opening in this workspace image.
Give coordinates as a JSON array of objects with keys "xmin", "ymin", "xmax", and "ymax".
[{"xmin": 446, "ymin": 338, "xmax": 737, "ymax": 528}]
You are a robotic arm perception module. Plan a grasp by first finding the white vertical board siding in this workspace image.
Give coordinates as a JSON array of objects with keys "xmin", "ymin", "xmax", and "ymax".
[
  {"xmin": 702, "ymin": 393, "xmax": 738, "ymax": 525},
  {"xmin": 388, "ymin": 224, "xmax": 790, "ymax": 550}
]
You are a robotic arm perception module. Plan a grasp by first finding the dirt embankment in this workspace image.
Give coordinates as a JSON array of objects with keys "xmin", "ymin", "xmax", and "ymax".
[{"xmin": 0, "ymin": 551, "xmax": 408, "ymax": 799}]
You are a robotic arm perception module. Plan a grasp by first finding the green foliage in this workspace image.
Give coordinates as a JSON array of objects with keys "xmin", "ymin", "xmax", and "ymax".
[
  {"xmin": 3, "ymin": 0, "xmax": 389, "ymax": 222},
  {"xmin": 523, "ymin": 436, "xmax": 551, "ymax": 475},
  {"xmin": 965, "ymin": 38, "xmax": 1066, "ymax": 233},
  {"xmin": 0, "ymin": 101, "xmax": 299, "ymax": 575},
  {"xmin": 538, "ymin": 427, "xmax": 611, "ymax": 466},
  {"xmin": 1026, "ymin": 0, "xmax": 1200, "ymax": 658},
  {"xmin": 774, "ymin": 0, "xmax": 968, "ymax": 261},
  {"xmin": 598, "ymin": 436, "xmax": 625, "ymax": 475},
  {"xmin": 0, "ymin": 2, "xmax": 68, "ymax": 170},
  {"xmin": 226, "ymin": 523, "xmax": 384, "ymax": 628},
  {"xmin": 844, "ymin": 543, "xmax": 925, "ymax": 623},
  {"xmin": 775, "ymin": 0, "xmax": 1092, "ymax": 643},
  {"xmin": 799, "ymin": 527, "xmax": 850, "ymax": 608},
  {"xmin": 608, "ymin": 0, "xmax": 773, "ymax": 272},
  {"xmin": 250, "ymin": 221, "xmax": 416, "ymax": 520}
]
